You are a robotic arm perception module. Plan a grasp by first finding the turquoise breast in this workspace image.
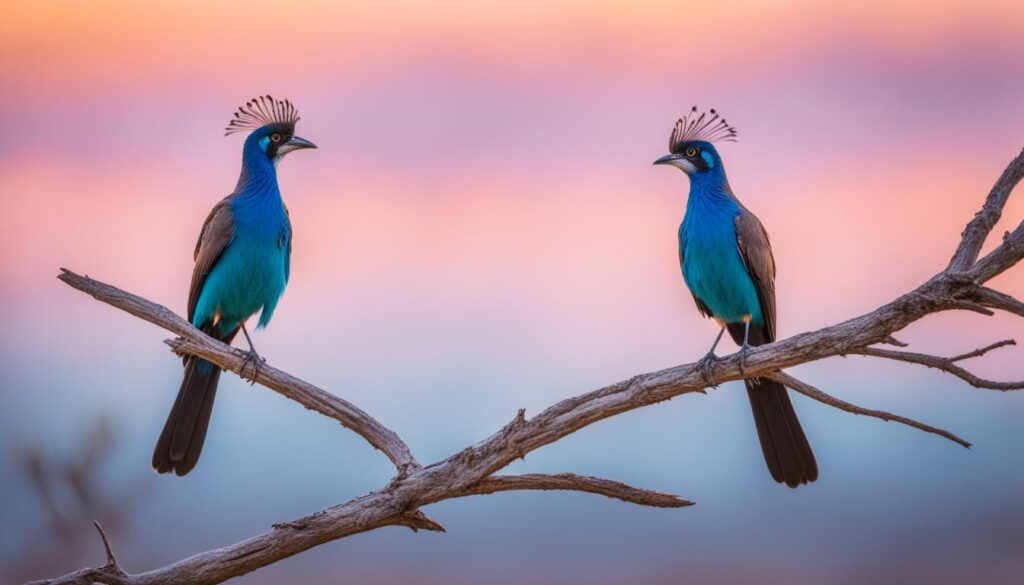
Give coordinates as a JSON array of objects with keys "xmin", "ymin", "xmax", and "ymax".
[
  {"xmin": 679, "ymin": 199, "xmax": 764, "ymax": 326},
  {"xmin": 192, "ymin": 195, "xmax": 289, "ymax": 334}
]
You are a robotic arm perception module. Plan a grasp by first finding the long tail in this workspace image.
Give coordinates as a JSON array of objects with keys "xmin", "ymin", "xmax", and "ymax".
[
  {"xmin": 728, "ymin": 322, "xmax": 817, "ymax": 487},
  {"xmin": 745, "ymin": 378, "xmax": 817, "ymax": 487},
  {"xmin": 152, "ymin": 357, "xmax": 222, "ymax": 476}
]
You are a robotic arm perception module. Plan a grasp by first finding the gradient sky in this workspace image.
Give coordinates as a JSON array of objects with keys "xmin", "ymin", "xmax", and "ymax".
[{"xmin": 2, "ymin": 2, "xmax": 1023, "ymax": 583}]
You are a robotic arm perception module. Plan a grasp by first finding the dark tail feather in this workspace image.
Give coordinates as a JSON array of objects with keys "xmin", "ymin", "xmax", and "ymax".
[
  {"xmin": 745, "ymin": 377, "xmax": 818, "ymax": 488},
  {"xmin": 726, "ymin": 321, "xmax": 817, "ymax": 487},
  {"xmin": 152, "ymin": 357, "xmax": 221, "ymax": 476}
]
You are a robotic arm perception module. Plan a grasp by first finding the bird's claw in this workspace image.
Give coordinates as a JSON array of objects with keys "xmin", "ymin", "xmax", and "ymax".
[
  {"xmin": 240, "ymin": 350, "xmax": 266, "ymax": 384},
  {"xmin": 738, "ymin": 343, "xmax": 750, "ymax": 376},
  {"xmin": 696, "ymin": 353, "xmax": 719, "ymax": 389}
]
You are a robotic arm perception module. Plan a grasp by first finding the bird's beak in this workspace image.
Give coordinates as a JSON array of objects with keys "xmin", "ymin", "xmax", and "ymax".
[
  {"xmin": 653, "ymin": 153, "xmax": 695, "ymax": 173},
  {"xmin": 278, "ymin": 135, "xmax": 318, "ymax": 156}
]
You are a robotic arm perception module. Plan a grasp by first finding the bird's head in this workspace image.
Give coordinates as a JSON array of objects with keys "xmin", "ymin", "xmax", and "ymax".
[
  {"xmin": 225, "ymin": 96, "xmax": 316, "ymax": 166},
  {"xmin": 653, "ymin": 107, "xmax": 736, "ymax": 177}
]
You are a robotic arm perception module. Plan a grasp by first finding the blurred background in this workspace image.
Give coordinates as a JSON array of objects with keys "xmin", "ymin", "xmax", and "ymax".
[{"xmin": 2, "ymin": 1, "xmax": 1023, "ymax": 583}]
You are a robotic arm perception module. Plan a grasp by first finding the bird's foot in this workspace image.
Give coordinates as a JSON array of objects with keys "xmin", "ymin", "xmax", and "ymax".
[
  {"xmin": 738, "ymin": 343, "xmax": 751, "ymax": 377},
  {"xmin": 240, "ymin": 349, "xmax": 266, "ymax": 385},
  {"xmin": 696, "ymin": 352, "xmax": 719, "ymax": 389}
]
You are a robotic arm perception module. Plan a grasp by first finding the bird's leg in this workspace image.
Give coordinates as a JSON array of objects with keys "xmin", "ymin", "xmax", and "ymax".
[
  {"xmin": 738, "ymin": 318, "xmax": 751, "ymax": 376},
  {"xmin": 239, "ymin": 322, "xmax": 265, "ymax": 384},
  {"xmin": 697, "ymin": 325, "xmax": 727, "ymax": 387}
]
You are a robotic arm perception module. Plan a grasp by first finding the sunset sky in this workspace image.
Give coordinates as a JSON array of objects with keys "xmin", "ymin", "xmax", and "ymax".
[{"xmin": 2, "ymin": 1, "xmax": 1023, "ymax": 583}]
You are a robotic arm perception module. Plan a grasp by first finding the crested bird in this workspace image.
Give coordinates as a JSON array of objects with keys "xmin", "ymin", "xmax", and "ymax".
[
  {"xmin": 152, "ymin": 96, "xmax": 316, "ymax": 476},
  {"xmin": 653, "ymin": 108, "xmax": 817, "ymax": 488}
]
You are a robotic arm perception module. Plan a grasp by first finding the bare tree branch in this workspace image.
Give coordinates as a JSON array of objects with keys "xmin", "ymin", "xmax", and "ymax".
[
  {"xmin": 947, "ymin": 339, "xmax": 1017, "ymax": 362},
  {"xmin": 973, "ymin": 286, "xmax": 1024, "ymax": 318},
  {"xmin": 767, "ymin": 372, "xmax": 971, "ymax": 448},
  {"xmin": 34, "ymin": 149, "xmax": 1024, "ymax": 585},
  {"xmin": 58, "ymin": 269, "xmax": 421, "ymax": 474},
  {"xmin": 852, "ymin": 341, "xmax": 1024, "ymax": 391},
  {"xmin": 948, "ymin": 149, "xmax": 1024, "ymax": 271},
  {"xmin": 394, "ymin": 510, "xmax": 447, "ymax": 533},
  {"xmin": 457, "ymin": 473, "xmax": 694, "ymax": 508},
  {"xmin": 25, "ymin": 523, "xmax": 130, "ymax": 585},
  {"xmin": 91, "ymin": 521, "xmax": 125, "ymax": 576},
  {"xmin": 967, "ymin": 219, "xmax": 1024, "ymax": 283}
]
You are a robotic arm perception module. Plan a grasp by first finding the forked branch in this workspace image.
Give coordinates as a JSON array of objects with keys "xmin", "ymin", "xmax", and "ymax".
[
  {"xmin": 852, "ymin": 341, "xmax": 1023, "ymax": 392},
  {"xmin": 32, "ymin": 149, "xmax": 1024, "ymax": 585}
]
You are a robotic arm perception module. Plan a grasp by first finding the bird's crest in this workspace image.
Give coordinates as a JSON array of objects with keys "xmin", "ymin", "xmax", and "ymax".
[
  {"xmin": 225, "ymin": 95, "xmax": 301, "ymax": 136},
  {"xmin": 669, "ymin": 106, "xmax": 737, "ymax": 153}
]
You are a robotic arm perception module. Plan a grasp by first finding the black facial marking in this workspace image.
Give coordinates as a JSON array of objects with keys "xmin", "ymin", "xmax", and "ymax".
[
  {"xmin": 691, "ymin": 148, "xmax": 709, "ymax": 172},
  {"xmin": 263, "ymin": 122, "xmax": 295, "ymax": 160},
  {"xmin": 266, "ymin": 136, "xmax": 285, "ymax": 159},
  {"xmin": 678, "ymin": 143, "xmax": 709, "ymax": 172}
]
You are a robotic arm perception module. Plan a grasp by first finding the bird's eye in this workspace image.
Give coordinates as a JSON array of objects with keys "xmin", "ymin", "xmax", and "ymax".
[
  {"xmin": 271, "ymin": 133, "xmax": 282, "ymax": 143},
  {"xmin": 685, "ymin": 147, "xmax": 698, "ymax": 157}
]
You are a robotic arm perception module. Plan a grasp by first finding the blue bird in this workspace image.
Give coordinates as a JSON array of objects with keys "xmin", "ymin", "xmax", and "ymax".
[
  {"xmin": 152, "ymin": 96, "xmax": 316, "ymax": 476},
  {"xmin": 654, "ymin": 107, "xmax": 817, "ymax": 488}
]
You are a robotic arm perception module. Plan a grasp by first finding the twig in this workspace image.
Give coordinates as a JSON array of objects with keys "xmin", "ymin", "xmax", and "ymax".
[
  {"xmin": 92, "ymin": 521, "xmax": 123, "ymax": 572},
  {"xmin": 456, "ymin": 473, "xmax": 694, "ymax": 508},
  {"xmin": 767, "ymin": 372, "xmax": 971, "ymax": 448},
  {"xmin": 395, "ymin": 510, "xmax": 446, "ymax": 533},
  {"xmin": 852, "ymin": 341, "xmax": 1023, "ymax": 391},
  {"xmin": 949, "ymin": 339, "xmax": 1017, "ymax": 362},
  {"xmin": 26, "ymin": 522, "xmax": 129, "ymax": 585},
  {"xmin": 974, "ymin": 287, "xmax": 1024, "ymax": 318}
]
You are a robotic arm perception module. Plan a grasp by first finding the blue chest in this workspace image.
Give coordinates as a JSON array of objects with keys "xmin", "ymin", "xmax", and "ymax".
[
  {"xmin": 193, "ymin": 190, "xmax": 291, "ymax": 332},
  {"xmin": 679, "ymin": 192, "xmax": 764, "ymax": 326}
]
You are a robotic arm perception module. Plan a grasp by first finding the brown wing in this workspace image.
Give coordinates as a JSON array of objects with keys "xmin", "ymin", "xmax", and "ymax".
[
  {"xmin": 734, "ymin": 208, "xmax": 777, "ymax": 341},
  {"xmin": 187, "ymin": 198, "xmax": 235, "ymax": 324}
]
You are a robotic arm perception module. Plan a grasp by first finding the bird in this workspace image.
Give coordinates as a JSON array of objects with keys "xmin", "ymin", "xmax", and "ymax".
[
  {"xmin": 152, "ymin": 96, "xmax": 316, "ymax": 476},
  {"xmin": 653, "ymin": 107, "xmax": 817, "ymax": 488}
]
